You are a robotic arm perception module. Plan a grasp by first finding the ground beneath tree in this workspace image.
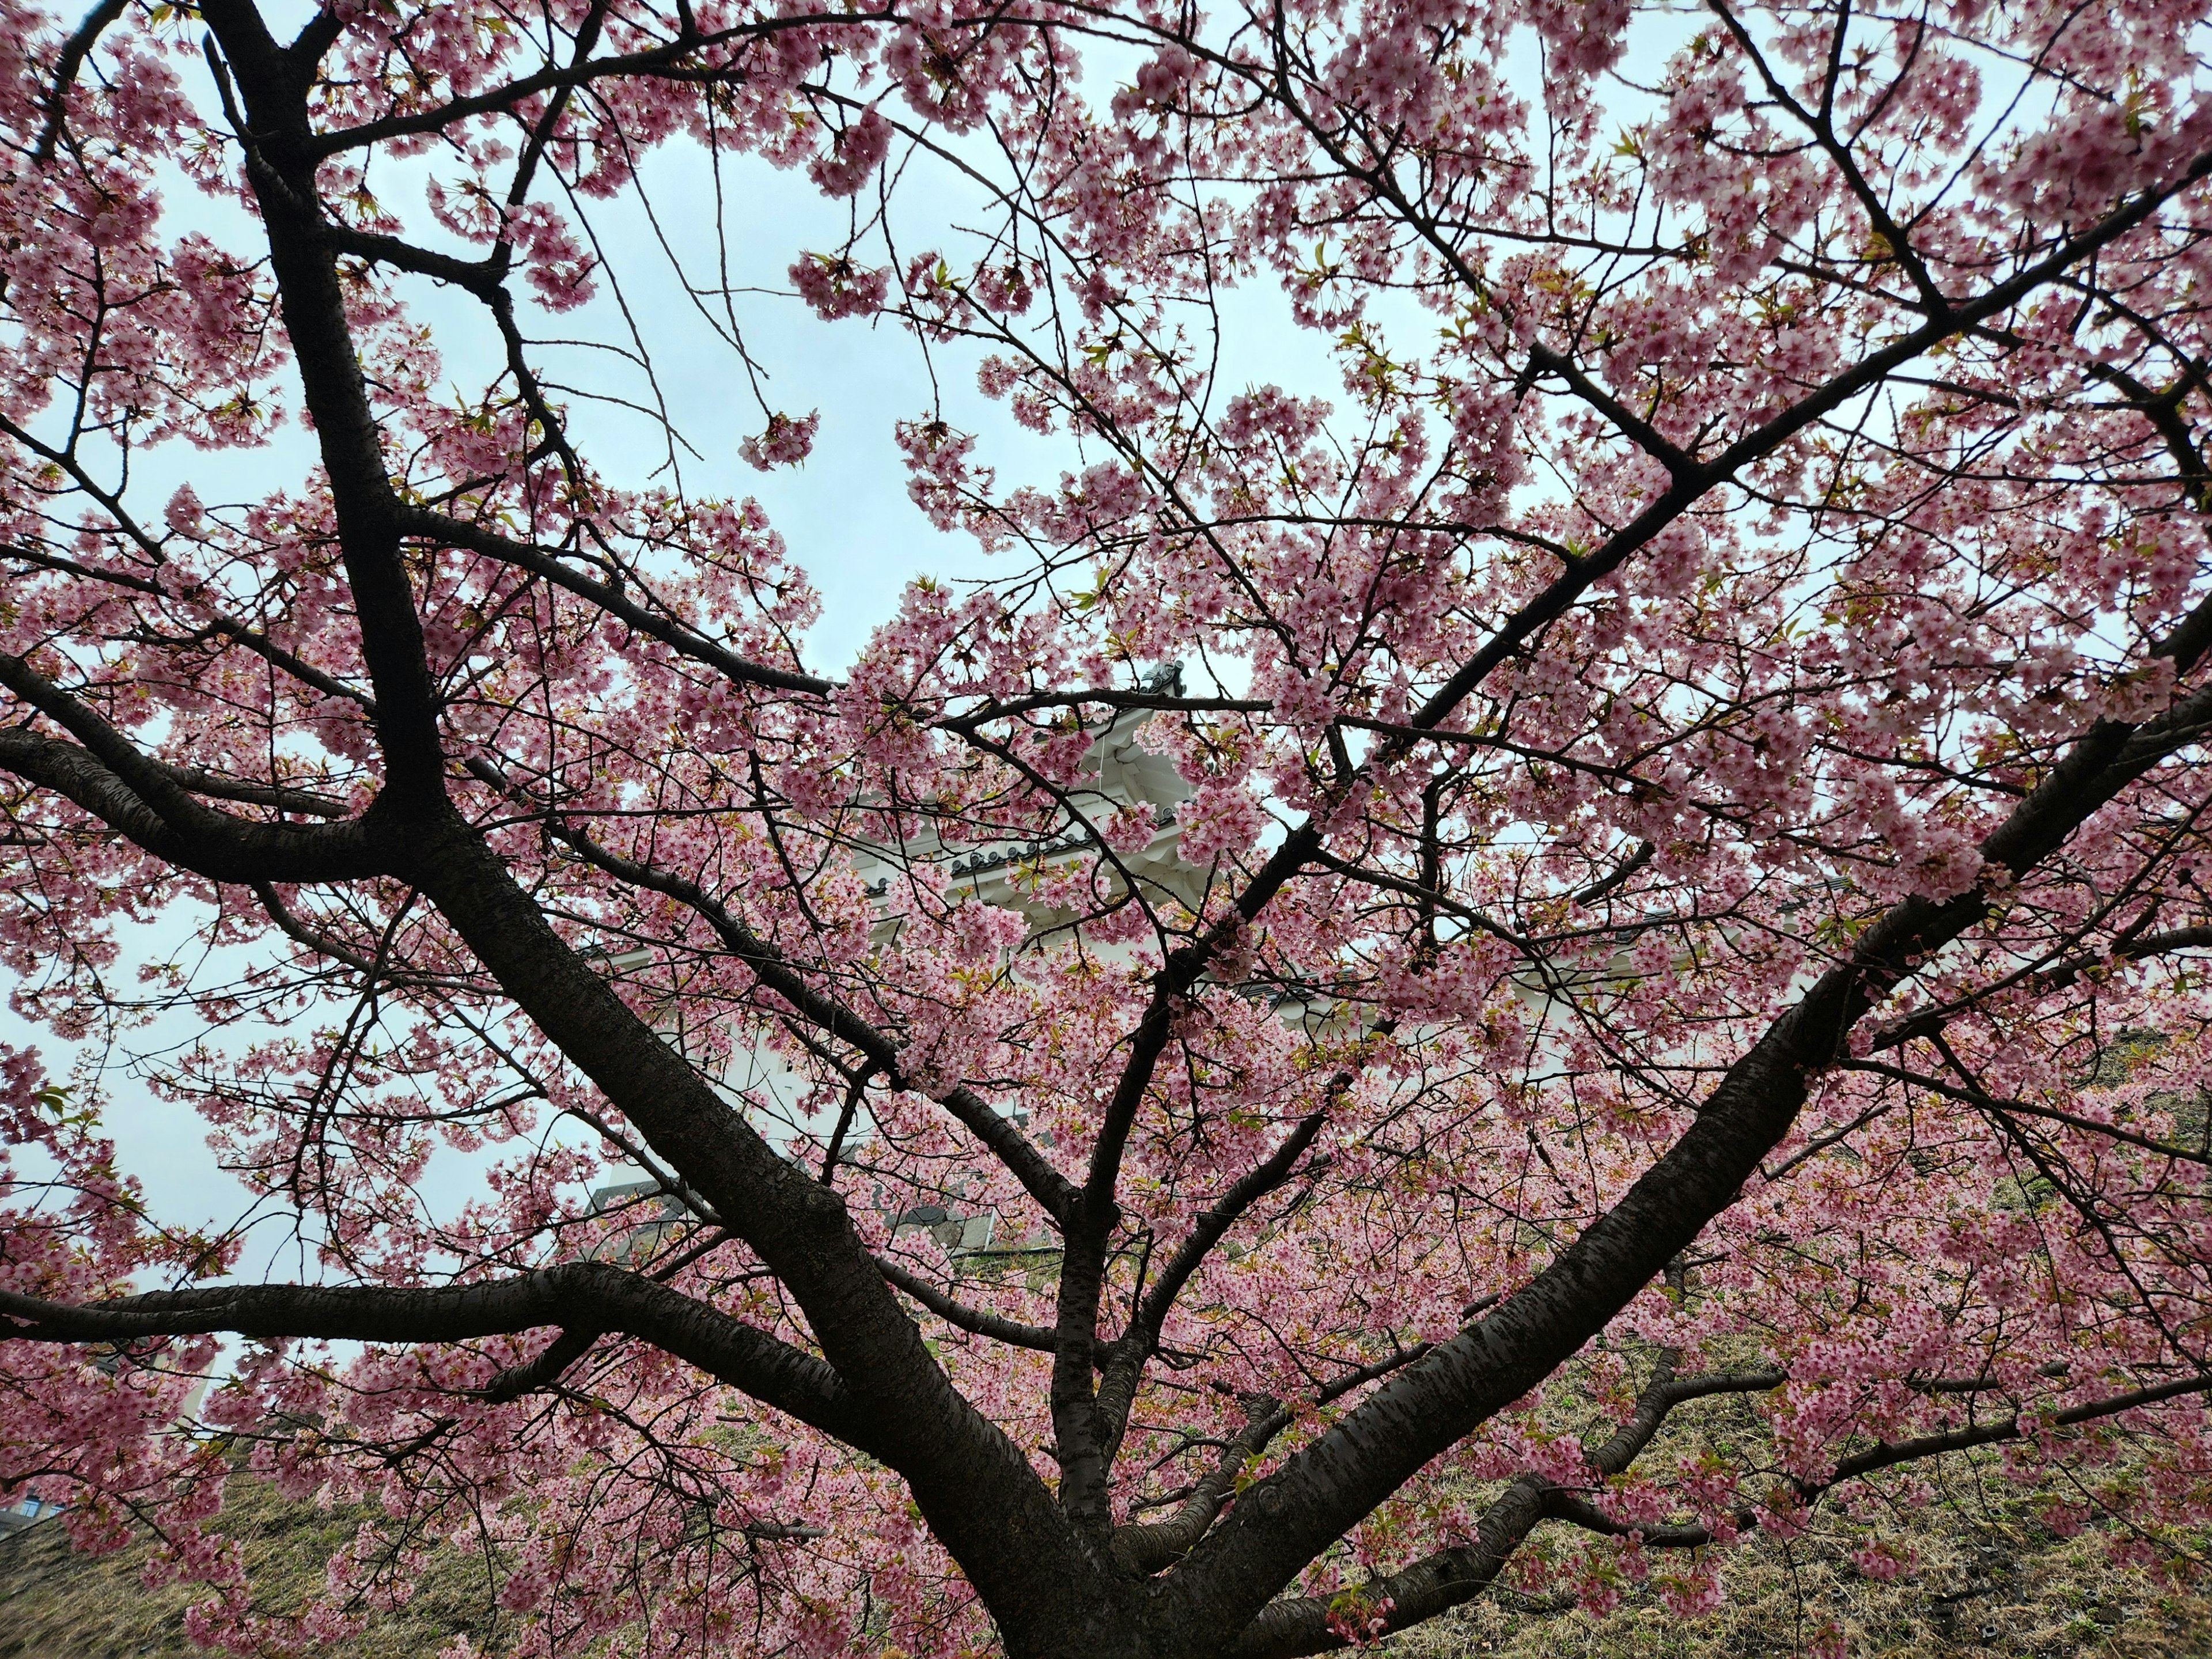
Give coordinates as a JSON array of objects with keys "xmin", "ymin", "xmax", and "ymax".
[
  {"xmin": 0, "ymin": 1461, "xmax": 2205, "ymax": 1657},
  {"xmin": 1394, "ymin": 1480, "xmax": 2212, "ymax": 1659},
  {"xmin": 0, "ymin": 1474, "xmax": 500, "ymax": 1658}
]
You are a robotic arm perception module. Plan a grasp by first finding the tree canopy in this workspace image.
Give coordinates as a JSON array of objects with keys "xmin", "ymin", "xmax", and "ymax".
[{"xmin": 5, "ymin": 0, "xmax": 2212, "ymax": 1654}]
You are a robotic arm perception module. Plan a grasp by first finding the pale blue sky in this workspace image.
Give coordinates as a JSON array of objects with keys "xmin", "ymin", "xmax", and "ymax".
[{"xmin": 9, "ymin": 6, "xmax": 1698, "ymax": 1263}]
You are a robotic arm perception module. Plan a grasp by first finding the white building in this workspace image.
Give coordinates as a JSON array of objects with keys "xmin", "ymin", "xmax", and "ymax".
[{"xmin": 590, "ymin": 679, "xmax": 1202, "ymax": 1262}]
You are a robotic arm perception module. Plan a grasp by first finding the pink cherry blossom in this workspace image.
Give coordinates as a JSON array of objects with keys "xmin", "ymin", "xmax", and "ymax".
[{"xmin": 4, "ymin": 1, "xmax": 2212, "ymax": 1656}]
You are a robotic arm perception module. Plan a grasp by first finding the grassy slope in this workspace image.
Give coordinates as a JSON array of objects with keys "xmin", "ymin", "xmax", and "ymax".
[
  {"xmin": 1393, "ymin": 1384, "xmax": 2212, "ymax": 1659},
  {"xmin": 1397, "ymin": 1498, "xmax": 2212, "ymax": 1659},
  {"xmin": 0, "ymin": 1473, "xmax": 504, "ymax": 1658},
  {"xmin": 2, "ymin": 1417, "xmax": 2207, "ymax": 1657}
]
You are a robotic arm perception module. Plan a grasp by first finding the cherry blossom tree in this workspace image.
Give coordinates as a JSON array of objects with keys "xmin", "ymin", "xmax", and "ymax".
[{"xmin": 6, "ymin": 0, "xmax": 2212, "ymax": 1653}]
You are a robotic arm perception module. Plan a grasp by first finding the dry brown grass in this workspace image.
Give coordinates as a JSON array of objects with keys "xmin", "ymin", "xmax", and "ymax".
[
  {"xmin": 2, "ymin": 1427, "xmax": 2206, "ymax": 1656},
  {"xmin": 1395, "ymin": 1512, "xmax": 2212, "ymax": 1659},
  {"xmin": 1391, "ymin": 1391, "xmax": 2212, "ymax": 1659},
  {"xmin": 0, "ymin": 1473, "xmax": 503, "ymax": 1659}
]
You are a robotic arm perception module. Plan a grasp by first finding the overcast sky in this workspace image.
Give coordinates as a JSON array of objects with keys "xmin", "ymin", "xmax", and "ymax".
[{"xmin": 6, "ymin": 8, "xmax": 1694, "ymax": 1272}]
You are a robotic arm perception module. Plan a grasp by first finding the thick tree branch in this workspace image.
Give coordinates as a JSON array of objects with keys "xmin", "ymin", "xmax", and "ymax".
[
  {"xmin": 32, "ymin": 0, "xmax": 128, "ymax": 164},
  {"xmin": 1539, "ymin": 1488, "xmax": 1729, "ymax": 1549},
  {"xmin": 202, "ymin": 1, "xmax": 447, "ymax": 805},
  {"xmin": 476, "ymin": 1325, "xmax": 603, "ymax": 1403},
  {"xmin": 1114, "ymin": 1396, "xmax": 1282, "ymax": 1577},
  {"xmin": 1587, "ymin": 1358, "xmax": 1790, "ymax": 1477},
  {"xmin": 1228, "ymin": 1475, "xmax": 1552, "ymax": 1658},
  {"xmin": 1813, "ymin": 1370, "xmax": 2212, "ymax": 1491},
  {"xmin": 1226, "ymin": 1354, "xmax": 2209, "ymax": 1657},
  {"xmin": 1055, "ymin": 148, "xmax": 2212, "ymax": 1556},
  {"xmin": 1114, "ymin": 1331, "xmax": 1498, "ymax": 1583},
  {"xmin": 0, "ymin": 1262, "xmax": 883, "ymax": 1450},
  {"xmin": 183, "ymin": 12, "xmax": 1112, "ymax": 1638},
  {"xmin": 1172, "ymin": 649, "xmax": 2212, "ymax": 1646},
  {"xmin": 0, "ymin": 658, "xmax": 385, "ymax": 885}
]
